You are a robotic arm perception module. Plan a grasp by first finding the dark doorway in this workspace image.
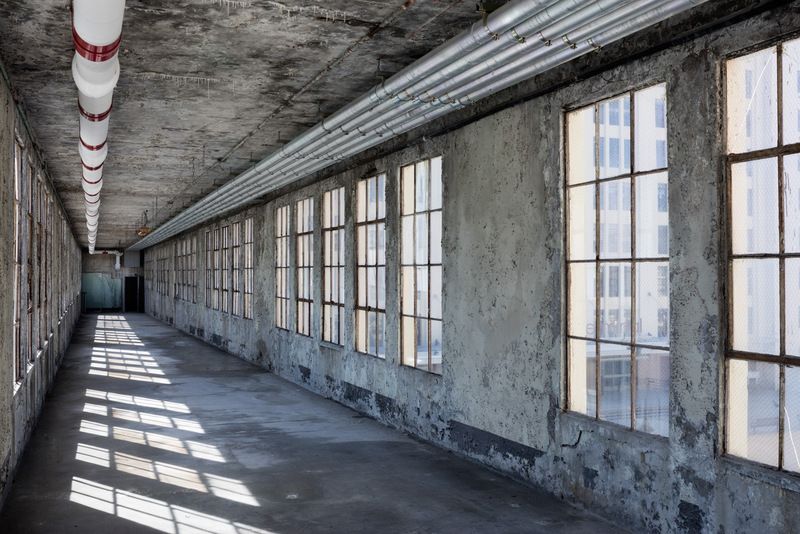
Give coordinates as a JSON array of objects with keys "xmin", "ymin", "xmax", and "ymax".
[{"xmin": 124, "ymin": 276, "xmax": 142, "ymax": 312}]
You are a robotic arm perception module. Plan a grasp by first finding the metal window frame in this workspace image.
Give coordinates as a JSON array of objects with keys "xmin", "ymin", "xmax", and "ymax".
[
  {"xmin": 723, "ymin": 39, "xmax": 800, "ymax": 472},
  {"xmin": 296, "ymin": 197, "xmax": 314, "ymax": 337},
  {"xmin": 243, "ymin": 217, "xmax": 254, "ymax": 320},
  {"xmin": 322, "ymin": 186, "xmax": 346, "ymax": 346},
  {"xmin": 355, "ymin": 174, "xmax": 387, "ymax": 357},
  {"xmin": 564, "ymin": 83, "xmax": 671, "ymax": 434},
  {"xmin": 275, "ymin": 205, "xmax": 291, "ymax": 330},
  {"xmin": 13, "ymin": 137, "xmax": 23, "ymax": 381},
  {"xmin": 213, "ymin": 227, "xmax": 221, "ymax": 310},
  {"xmin": 232, "ymin": 221, "xmax": 242, "ymax": 317},
  {"xmin": 205, "ymin": 230, "xmax": 213, "ymax": 308},
  {"xmin": 221, "ymin": 225, "xmax": 230, "ymax": 313},
  {"xmin": 400, "ymin": 157, "xmax": 443, "ymax": 375}
]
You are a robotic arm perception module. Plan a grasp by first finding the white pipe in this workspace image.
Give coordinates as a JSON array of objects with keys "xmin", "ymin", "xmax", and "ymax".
[
  {"xmin": 129, "ymin": 0, "xmax": 707, "ymax": 250},
  {"xmin": 72, "ymin": 0, "xmax": 125, "ymax": 252}
]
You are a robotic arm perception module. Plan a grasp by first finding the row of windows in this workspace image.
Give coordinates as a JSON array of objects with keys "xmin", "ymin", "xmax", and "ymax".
[
  {"xmin": 274, "ymin": 157, "xmax": 443, "ymax": 373},
  {"xmin": 12, "ymin": 133, "xmax": 81, "ymax": 384},
  {"xmin": 203, "ymin": 219, "xmax": 254, "ymax": 318},
  {"xmin": 174, "ymin": 236, "xmax": 197, "ymax": 303}
]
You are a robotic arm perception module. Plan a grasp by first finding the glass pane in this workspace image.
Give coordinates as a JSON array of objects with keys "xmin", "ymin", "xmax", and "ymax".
[
  {"xmin": 784, "ymin": 365, "xmax": 800, "ymax": 472},
  {"xmin": 415, "ymin": 214, "xmax": 428, "ymax": 264},
  {"xmin": 731, "ymin": 158, "xmax": 779, "ymax": 254},
  {"xmin": 357, "ymin": 309, "xmax": 367, "ymax": 352},
  {"xmin": 783, "ymin": 38, "xmax": 800, "ymax": 145},
  {"xmin": 367, "ymin": 224, "xmax": 376, "ymax": 265},
  {"xmin": 786, "ymin": 154, "xmax": 800, "ymax": 253},
  {"xmin": 368, "ymin": 311, "xmax": 377, "ymax": 355},
  {"xmin": 377, "ymin": 174, "xmax": 386, "ymax": 219},
  {"xmin": 402, "ymin": 267, "xmax": 414, "ymax": 315},
  {"xmin": 599, "ymin": 342, "xmax": 630, "ymax": 427},
  {"xmin": 415, "ymin": 161, "xmax": 428, "ymax": 212},
  {"xmin": 727, "ymin": 46, "xmax": 778, "ymax": 153},
  {"xmin": 430, "ymin": 157, "xmax": 442, "ymax": 210},
  {"xmin": 567, "ymin": 106, "xmax": 596, "ymax": 185},
  {"xmin": 430, "ymin": 319, "xmax": 443, "ymax": 374},
  {"xmin": 357, "ymin": 267, "xmax": 367, "ymax": 307},
  {"xmin": 636, "ymin": 262, "xmax": 669, "ymax": 348},
  {"xmin": 430, "ymin": 211, "xmax": 442, "ymax": 265},
  {"xmin": 377, "ymin": 312, "xmax": 386, "ymax": 359},
  {"xmin": 416, "ymin": 318, "xmax": 429, "ymax": 370},
  {"xmin": 367, "ymin": 267, "xmax": 377, "ymax": 308},
  {"xmin": 732, "ymin": 258, "xmax": 780, "ymax": 355},
  {"xmin": 568, "ymin": 263, "xmax": 596, "ymax": 338},
  {"xmin": 635, "ymin": 84, "xmax": 668, "ymax": 172},
  {"xmin": 416, "ymin": 266, "xmax": 428, "ymax": 317},
  {"xmin": 569, "ymin": 338, "xmax": 596, "ymax": 417},
  {"xmin": 402, "ymin": 316, "xmax": 415, "ymax": 366},
  {"xmin": 402, "ymin": 166, "xmax": 415, "ymax": 216},
  {"xmin": 599, "ymin": 262, "xmax": 631, "ymax": 342},
  {"xmin": 635, "ymin": 172, "xmax": 669, "ymax": 258},
  {"xmin": 367, "ymin": 177, "xmax": 377, "ymax": 222},
  {"xmin": 787, "ymin": 259, "xmax": 800, "ymax": 357},
  {"xmin": 599, "ymin": 95, "xmax": 631, "ymax": 178},
  {"xmin": 727, "ymin": 359, "xmax": 779, "ymax": 467},
  {"xmin": 568, "ymin": 183, "xmax": 595, "ymax": 261},
  {"xmin": 430, "ymin": 266, "xmax": 442, "ymax": 320},
  {"xmin": 635, "ymin": 347, "xmax": 669, "ymax": 436},
  {"xmin": 357, "ymin": 180, "xmax": 367, "ymax": 223},
  {"xmin": 600, "ymin": 179, "xmax": 630, "ymax": 259},
  {"xmin": 401, "ymin": 216, "xmax": 414, "ymax": 265},
  {"xmin": 377, "ymin": 266, "xmax": 386, "ymax": 310}
]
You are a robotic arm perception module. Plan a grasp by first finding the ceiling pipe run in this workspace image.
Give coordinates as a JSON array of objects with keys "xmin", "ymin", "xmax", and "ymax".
[
  {"xmin": 72, "ymin": 0, "xmax": 125, "ymax": 254},
  {"xmin": 128, "ymin": 0, "xmax": 707, "ymax": 251},
  {"xmin": 89, "ymin": 249, "xmax": 123, "ymax": 270}
]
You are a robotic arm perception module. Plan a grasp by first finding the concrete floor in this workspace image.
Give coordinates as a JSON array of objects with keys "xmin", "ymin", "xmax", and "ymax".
[{"xmin": 0, "ymin": 314, "xmax": 617, "ymax": 534}]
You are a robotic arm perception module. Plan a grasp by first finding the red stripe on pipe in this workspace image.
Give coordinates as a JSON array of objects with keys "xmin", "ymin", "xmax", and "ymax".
[
  {"xmin": 84, "ymin": 192, "xmax": 100, "ymax": 200},
  {"xmin": 80, "ymin": 138, "xmax": 107, "ymax": 151},
  {"xmin": 81, "ymin": 160, "xmax": 103, "ymax": 172},
  {"xmin": 72, "ymin": 26, "xmax": 121, "ymax": 62},
  {"xmin": 78, "ymin": 101, "xmax": 112, "ymax": 122}
]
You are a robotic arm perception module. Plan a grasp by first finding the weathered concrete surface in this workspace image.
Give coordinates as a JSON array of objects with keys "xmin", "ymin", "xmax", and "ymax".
[
  {"xmin": 0, "ymin": 0, "xmax": 500, "ymax": 249},
  {"xmin": 0, "ymin": 313, "xmax": 617, "ymax": 533},
  {"xmin": 0, "ymin": 65, "xmax": 82, "ymax": 511},
  {"xmin": 142, "ymin": 3, "xmax": 800, "ymax": 533}
]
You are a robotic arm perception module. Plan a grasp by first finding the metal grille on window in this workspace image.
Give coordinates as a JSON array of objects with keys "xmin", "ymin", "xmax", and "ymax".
[
  {"xmin": 244, "ymin": 217, "xmax": 254, "ymax": 320},
  {"xmin": 221, "ymin": 225, "xmax": 230, "ymax": 313},
  {"xmin": 400, "ymin": 157, "xmax": 443, "ymax": 374},
  {"xmin": 566, "ymin": 84, "xmax": 670, "ymax": 436},
  {"xmin": 296, "ymin": 198, "xmax": 314, "ymax": 337},
  {"xmin": 323, "ymin": 187, "xmax": 345, "ymax": 345},
  {"xmin": 356, "ymin": 175, "xmax": 386, "ymax": 357},
  {"xmin": 232, "ymin": 222, "xmax": 241, "ymax": 317},
  {"xmin": 275, "ymin": 206, "xmax": 290, "ymax": 329},
  {"xmin": 725, "ymin": 39, "xmax": 800, "ymax": 472}
]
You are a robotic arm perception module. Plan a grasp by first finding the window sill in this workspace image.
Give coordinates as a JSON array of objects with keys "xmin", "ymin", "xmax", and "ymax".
[
  {"xmin": 355, "ymin": 350, "xmax": 386, "ymax": 361},
  {"xmin": 400, "ymin": 363, "xmax": 443, "ymax": 378},
  {"xmin": 559, "ymin": 410, "xmax": 670, "ymax": 448},
  {"xmin": 721, "ymin": 454, "xmax": 800, "ymax": 493},
  {"xmin": 320, "ymin": 341, "xmax": 343, "ymax": 352}
]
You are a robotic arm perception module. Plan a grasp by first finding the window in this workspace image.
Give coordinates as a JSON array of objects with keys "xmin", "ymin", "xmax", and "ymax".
[
  {"xmin": 275, "ymin": 206, "xmax": 290, "ymax": 329},
  {"xmin": 658, "ymin": 183, "xmax": 668, "ymax": 212},
  {"xmin": 296, "ymin": 198, "xmax": 314, "ymax": 337},
  {"xmin": 13, "ymin": 139, "xmax": 23, "ymax": 381},
  {"xmin": 213, "ymin": 228, "xmax": 221, "ymax": 310},
  {"xmin": 356, "ymin": 175, "xmax": 386, "ymax": 357},
  {"xmin": 725, "ymin": 39, "xmax": 800, "ymax": 471},
  {"xmin": 243, "ymin": 218, "xmax": 254, "ymax": 319},
  {"xmin": 400, "ymin": 157, "xmax": 443, "ymax": 374},
  {"xmin": 205, "ymin": 231, "xmax": 212, "ymax": 308},
  {"xmin": 323, "ymin": 187, "xmax": 345, "ymax": 345},
  {"xmin": 221, "ymin": 226, "xmax": 230, "ymax": 313},
  {"xmin": 232, "ymin": 222, "xmax": 241, "ymax": 316},
  {"xmin": 566, "ymin": 84, "xmax": 670, "ymax": 436}
]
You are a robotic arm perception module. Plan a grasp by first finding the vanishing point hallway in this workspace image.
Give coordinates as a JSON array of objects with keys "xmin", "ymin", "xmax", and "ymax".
[{"xmin": 0, "ymin": 314, "xmax": 613, "ymax": 534}]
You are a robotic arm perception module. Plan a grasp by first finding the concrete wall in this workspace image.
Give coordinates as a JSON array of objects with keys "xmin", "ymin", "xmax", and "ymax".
[
  {"xmin": 0, "ymin": 66, "xmax": 82, "ymax": 509},
  {"xmin": 143, "ymin": 6, "xmax": 800, "ymax": 533}
]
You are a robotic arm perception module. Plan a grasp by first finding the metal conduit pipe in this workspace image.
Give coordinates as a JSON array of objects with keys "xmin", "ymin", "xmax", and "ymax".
[
  {"xmin": 129, "ymin": 0, "xmax": 707, "ymax": 250},
  {"xmin": 144, "ymin": 0, "xmax": 686, "ymax": 227},
  {"xmin": 131, "ymin": 0, "xmax": 644, "ymax": 231},
  {"xmin": 131, "ymin": 0, "xmax": 566, "ymax": 230}
]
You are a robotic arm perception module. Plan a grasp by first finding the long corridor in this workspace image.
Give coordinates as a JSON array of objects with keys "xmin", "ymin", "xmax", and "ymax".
[{"xmin": 0, "ymin": 314, "xmax": 614, "ymax": 534}]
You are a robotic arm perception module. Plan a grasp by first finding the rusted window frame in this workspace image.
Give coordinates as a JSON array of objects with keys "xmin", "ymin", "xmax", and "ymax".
[
  {"xmin": 723, "ymin": 40, "xmax": 800, "ymax": 472},
  {"xmin": 275, "ymin": 205, "xmax": 291, "ymax": 330},
  {"xmin": 243, "ymin": 217, "xmax": 254, "ymax": 320},
  {"xmin": 322, "ymin": 186, "xmax": 346, "ymax": 346},
  {"xmin": 400, "ymin": 157, "xmax": 443, "ymax": 374},
  {"xmin": 205, "ymin": 230, "xmax": 213, "ymax": 308},
  {"xmin": 221, "ymin": 225, "xmax": 230, "ymax": 313},
  {"xmin": 13, "ymin": 136, "xmax": 23, "ymax": 381},
  {"xmin": 213, "ymin": 227, "xmax": 221, "ymax": 310},
  {"xmin": 296, "ymin": 197, "xmax": 314, "ymax": 337},
  {"xmin": 564, "ymin": 84, "xmax": 671, "ymax": 434},
  {"xmin": 232, "ymin": 221, "xmax": 242, "ymax": 317},
  {"xmin": 355, "ymin": 174, "xmax": 386, "ymax": 357}
]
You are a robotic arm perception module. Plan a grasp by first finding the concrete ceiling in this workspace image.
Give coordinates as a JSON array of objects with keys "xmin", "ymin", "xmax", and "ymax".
[{"xmin": 0, "ymin": 0, "xmax": 495, "ymax": 249}]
